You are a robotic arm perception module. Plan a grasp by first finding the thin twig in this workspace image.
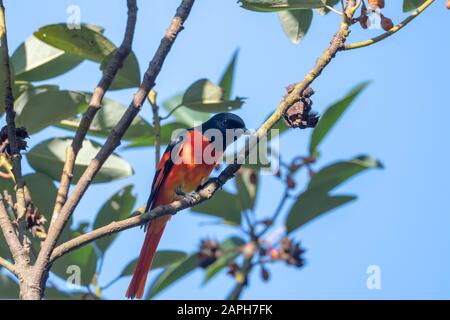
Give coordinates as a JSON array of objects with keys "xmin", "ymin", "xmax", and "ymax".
[
  {"xmin": 37, "ymin": 0, "xmax": 196, "ymax": 283},
  {"xmin": 52, "ymin": 0, "xmax": 139, "ymax": 224},
  {"xmin": 0, "ymin": 0, "xmax": 27, "ymax": 243},
  {"xmin": 0, "ymin": 198, "xmax": 26, "ymax": 268},
  {"xmin": 258, "ymin": 188, "xmax": 289, "ymax": 238},
  {"xmin": 344, "ymin": 0, "xmax": 434, "ymax": 50}
]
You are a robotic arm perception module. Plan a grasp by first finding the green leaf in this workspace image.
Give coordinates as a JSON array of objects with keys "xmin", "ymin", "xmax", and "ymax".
[
  {"xmin": 146, "ymin": 253, "xmax": 199, "ymax": 299},
  {"xmin": 0, "ymin": 273, "xmax": 19, "ymax": 299},
  {"xmin": 219, "ymin": 50, "xmax": 239, "ymax": 101},
  {"xmin": 15, "ymin": 88, "xmax": 88, "ymax": 134},
  {"xmin": 239, "ymin": 0, "xmax": 326, "ymax": 12},
  {"xmin": 25, "ymin": 173, "xmax": 58, "ymax": 219},
  {"xmin": 182, "ymin": 79, "xmax": 244, "ymax": 113},
  {"xmin": 0, "ymin": 232, "xmax": 12, "ymax": 262},
  {"xmin": 190, "ymin": 190, "xmax": 242, "ymax": 225},
  {"xmin": 286, "ymin": 192, "xmax": 356, "ymax": 233},
  {"xmin": 278, "ymin": 9, "xmax": 313, "ymax": 44},
  {"xmin": 235, "ymin": 168, "xmax": 259, "ymax": 210},
  {"xmin": 52, "ymin": 243, "xmax": 98, "ymax": 286},
  {"xmin": 93, "ymin": 185, "xmax": 136, "ymax": 253},
  {"xmin": 203, "ymin": 236, "xmax": 245, "ymax": 285},
  {"xmin": 309, "ymin": 81, "xmax": 370, "ymax": 156},
  {"xmin": 34, "ymin": 24, "xmax": 116, "ymax": 62},
  {"xmin": 403, "ymin": 0, "xmax": 426, "ymax": 12},
  {"xmin": 57, "ymin": 95, "xmax": 153, "ymax": 140},
  {"xmin": 120, "ymin": 250, "xmax": 188, "ymax": 277},
  {"xmin": 11, "ymin": 34, "xmax": 84, "ymax": 82},
  {"xmin": 13, "ymin": 80, "xmax": 34, "ymax": 98},
  {"xmin": 100, "ymin": 51, "xmax": 141, "ymax": 90},
  {"xmin": 124, "ymin": 122, "xmax": 188, "ymax": 149},
  {"xmin": 27, "ymin": 138, "xmax": 133, "ymax": 184},
  {"xmin": 308, "ymin": 155, "xmax": 384, "ymax": 194},
  {"xmin": 162, "ymin": 93, "xmax": 210, "ymax": 127}
]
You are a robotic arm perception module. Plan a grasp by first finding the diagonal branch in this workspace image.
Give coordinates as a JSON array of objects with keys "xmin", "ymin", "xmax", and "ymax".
[
  {"xmin": 0, "ymin": 255, "xmax": 15, "ymax": 275},
  {"xmin": 52, "ymin": 0, "xmax": 138, "ymax": 224},
  {"xmin": 0, "ymin": 198, "xmax": 25, "ymax": 269},
  {"xmin": 344, "ymin": 0, "xmax": 434, "ymax": 50},
  {"xmin": 0, "ymin": 0, "xmax": 27, "ymax": 243},
  {"xmin": 50, "ymin": 1, "xmax": 361, "ymax": 263},
  {"xmin": 36, "ymin": 0, "xmax": 196, "ymax": 279}
]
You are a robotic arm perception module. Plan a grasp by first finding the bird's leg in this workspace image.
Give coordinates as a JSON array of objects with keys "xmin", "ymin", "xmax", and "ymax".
[{"xmin": 174, "ymin": 186, "xmax": 188, "ymax": 199}]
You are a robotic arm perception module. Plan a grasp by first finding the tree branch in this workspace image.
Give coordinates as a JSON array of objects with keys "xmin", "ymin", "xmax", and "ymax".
[
  {"xmin": 0, "ymin": 198, "xmax": 26, "ymax": 269},
  {"xmin": 52, "ymin": 0, "xmax": 139, "ymax": 223},
  {"xmin": 0, "ymin": 0, "xmax": 27, "ymax": 243},
  {"xmin": 0, "ymin": 255, "xmax": 16, "ymax": 275},
  {"xmin": 36, "ymin": 0, "xmax": 196, "ymax": 282},
  {"xmin": 344, "ymin": 0, "xmax": 434, "ymax": 50},
  {"xmin": 50, "ymin": 0, "xmax": 359, "ymax": 264}
]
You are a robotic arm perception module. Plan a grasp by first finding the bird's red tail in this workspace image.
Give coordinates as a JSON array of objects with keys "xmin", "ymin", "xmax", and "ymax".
[{"xmin": 126, "ymin": 218, "xmax": 168, "ymax": 299}]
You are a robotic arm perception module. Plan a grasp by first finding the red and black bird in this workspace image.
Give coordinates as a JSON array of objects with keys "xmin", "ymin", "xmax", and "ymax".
[{"xmin": 126, "ymin": 113, "xmax": 247, "ymax": 299}]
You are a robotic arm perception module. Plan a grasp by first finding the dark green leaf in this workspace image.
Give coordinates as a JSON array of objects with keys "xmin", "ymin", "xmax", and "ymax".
[
  {"xmin": 124, "ymin": 122, "xmax": 188, "ymax": 149},
  {"xmin": 278, "ymin": 9, "xmax": 313, "ymax": 44},
  {"xmin": 11, "ymin": 35, "xmax": 84, "ymax": 82},
  {"xmin": 12, "ymin": 81, "xmax": 34, "ymax": 98},
  {"xmin": 162, "ymin": 93, "xmax": 210, "ymax": 127},
  {"xmin": 25, "ymin": 173, "xmax": 58, "ymax": 219},
  {"xmin": 120, "ymin": 250, "xmax": 188, "ymax": 277},
  {"xmin": 146, "ymin": 253, "xmax": 199, "ymax": 299},
  {"xmin": 0, "ymin": 273, "xmax": 19, "ymax": 299},
  {"xmin": 182, "ymin": 79, "xmax": 244, "ymax": 113},
  {"xmin": 309, "ymin": 81, "xmax": 370, "ymax": 155},
  {"xmin": 235, "ymin": 168, "xmax": 259, "ymax": 210},
  {"xmin": 57, "ymin": 95, "xmax": 153, "ymax": 140},
  {"xmin": 34, "ymin": 24, "xmax": 116, "ymax": 62},
  {"xmin": 286, "ymin": 192, "xmax": 356, "ymax": 233},
  {"xmin": 219, "ymin": 50, "xmax": 239, "ymax": 101},
  {"xmin": 0, "ymin": 232, "xmax": 12, "ymax": 262},
  {"xmin": 94, "ymin": 185, "xmax": 136, "ymax": 253},
  {"xmin": 403, "ymin": 0, "xmax": 426, "ymax": 12},
  {"xmin": 27, "ymin": 138, "xmax": 133, "ymax": 184},
  {"xmin": 15, "ymin": 88, "xmax": 88, "ymax": 134},
  {"xmin": 100, "ymin": 51, "xmax": 141, "ymax": 90},
  {"xmin": 203, "ymin": 237, "xmax": 245, "ymax": 285},
  {"xmin": 308, "ymin": 155, "xmax": 383, "ymax": 194},
  {"xmin": 190, "ymin": 190, "xmax": 242, "ymax": 225},
  {"xmin": 52, "ymin": 243, "xmax": 98, "ymax": 286},
  {"xmin": 239, "ymin": 0, "xmax": 326, "ymax": 12}
]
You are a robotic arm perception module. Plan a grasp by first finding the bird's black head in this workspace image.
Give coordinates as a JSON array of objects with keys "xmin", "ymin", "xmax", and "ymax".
[{"xmin": 201, "ymin": 113, "xmax": 247, "ymax": 149}]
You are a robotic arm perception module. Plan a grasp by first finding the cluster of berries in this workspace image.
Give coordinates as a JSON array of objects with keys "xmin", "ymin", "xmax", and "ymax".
[
  {"xmin": 283, "ymin": 86, "xmax": 319, "ymax": 130},
  {"xmin": 0, "ymin": 126, "xmax": 29, "ymax": 154}
]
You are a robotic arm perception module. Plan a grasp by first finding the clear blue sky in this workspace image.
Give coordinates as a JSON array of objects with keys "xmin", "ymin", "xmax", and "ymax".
[{"xmin": 3, "ymin": 0, "xmax": 450, "ymax": 299}]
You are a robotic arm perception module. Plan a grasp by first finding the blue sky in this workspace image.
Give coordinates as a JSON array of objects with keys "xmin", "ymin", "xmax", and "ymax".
[{"xmin": 2, "ymin": 0, "xmax": 450, "ymax": 299}]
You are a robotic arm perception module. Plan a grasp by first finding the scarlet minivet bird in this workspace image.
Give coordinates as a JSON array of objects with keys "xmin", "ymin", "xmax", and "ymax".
[{"xmin": 126, "ymin": 113, "xmax": 247, "ymax": 299}]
